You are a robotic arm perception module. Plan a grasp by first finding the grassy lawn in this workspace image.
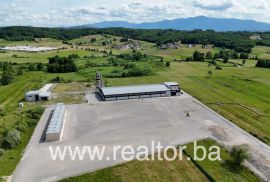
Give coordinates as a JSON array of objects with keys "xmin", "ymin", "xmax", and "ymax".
[
  {"xmin": 60, "ymin": 139, "xmax": 260, "ymax": 182},
  {"xmin": 53, "ymin": 83, "xmax": 87, "ymax": 93},
  {"xmin": 184, "ymin": 140, "xmax": 260, "ymax": 182},
  {"xmin": 141, "ymin": 45, "xmax": 221, "ymax": 61},
  {"xmin": 252, "ymin": 46, "xmax": 270, "ymax": 59},
  {"xmin": 0, "ymin": 49, "xmax": 96, "ymax": 63},
  {"xmin": 60, "ymin": 151, "xmax": 209, "ymax": 182}
]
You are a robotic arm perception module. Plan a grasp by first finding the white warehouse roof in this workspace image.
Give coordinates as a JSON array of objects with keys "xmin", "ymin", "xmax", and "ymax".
[
  {"xmin": 25, "ymin": 84, "xmax": 54, "ymax": 97},
  {"xmin": 39, "ymin": 84, "xmax": 54, "ymax": 93},
  {"xmin": 164, "ymin": 82, "xmax": 179, "ymax": 86},
  {"xmin": 46, "ymin": 103, "xmax": 65, "ymax": 134},
  {"xmin": 101, "ymin": 84, "xmax": 170, "ymax": 96}
]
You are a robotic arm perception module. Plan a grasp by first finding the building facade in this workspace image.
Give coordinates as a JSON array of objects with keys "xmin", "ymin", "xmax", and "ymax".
[{"xmin": 25, "ymin": 84, "xmax": 54, "ymax": 102}]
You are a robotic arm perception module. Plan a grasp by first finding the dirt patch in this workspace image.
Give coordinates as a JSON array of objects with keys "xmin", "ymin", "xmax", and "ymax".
[
  {"xmin": 208, "ymin": 125, "xmax": 230, "ymax": 142},
  {"xmin": 247, "ymin": 149, "xmax": 270, "ymax": 180}
]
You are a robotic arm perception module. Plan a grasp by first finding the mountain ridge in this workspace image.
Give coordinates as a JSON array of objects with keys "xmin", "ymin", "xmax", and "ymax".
[{"xmin": 77, "ymin": 16, "xmax": 270, "ymax": 32}]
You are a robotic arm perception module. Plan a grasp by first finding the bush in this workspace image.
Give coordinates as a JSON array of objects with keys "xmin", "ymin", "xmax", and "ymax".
[
  {"xmin": 3, "ymin": 129, "xmax": 21, "ymax": 149},
  {"xmin": 17, "ymin": 69, "xmax": 24, "ymax": 76},
  {"xmin": 0, "ymin": 107, "xmax": 5, "ymax": 116},
  {"xmin": 223, "ymin": 56, "xmax": 229, "ymax": 63},
  {"xmin": 206, "ymin": 51, "xmax": 212, "ymax": 59},
  {"xmin": 230, "ymin": 145, "xmax": 250, "ymax": 165},
  {"xmin": 26, "ymin": 107, "xmax": 44, "ymax": 119},
  {"xmin": 193, "ymin": 50, "xmax": 205, "ymax": 62},
  {"xmin": 90, "ymin": 38, "xmax": 96, "ymax": 42},
  {"xmin": 240, "ymin": 52, "xmax": 249, "ymax": 59},
  {"xmin": 185, "ymin": 57, "xmax": 193, "ymax": 62},
  {"xmin": 15, "ymin": 122, "xmax": 28, "ymax": 132},
  {"xmin": 1, "ymin": 67, "xmax": 15, "ymax": 85},
  {"xmin": 51, "ymin": 76, "xmax": 64, "ymax": 83},
  {"xmin": 207, "ymin": 71, "xmax": 213, "ymax": 77},
  {"xmin": 120, "ymin": 38, "xmax": 128, "ymax": 42},
  {"xmin": 0, "ymin": 148, "xmax": 4, "ymax": 156},
  {"xmin": 216, "ymin": 65, "xmax": 222, "ymax": 70},
  {"xmin": 126, "ymin": 67, "xmax": 154, "ymax": 77},
  {"xmin": 166, "ymin": 61, "xmax": 170, "ymax": 67},
  {"xmin": 85, "ymin": 83, "xmax": 91, "ymax": 87},
  {"xmin": 26, "ymin": 119, "xmax": 38, "ymax": 127},
  {"xmin": 123, "ymin": 63, "xmax": 136, "ymax": 69},
  {"xmin": 37, "ymin": 63, "xmax": 44, "ymax": 71},
  {"xmin": 23, "ymin": 108, "xmax": 44, "ymax": 127},
  {"xmin": 210, "ymin": 60, "xmax": 217, "ymax": 65}
]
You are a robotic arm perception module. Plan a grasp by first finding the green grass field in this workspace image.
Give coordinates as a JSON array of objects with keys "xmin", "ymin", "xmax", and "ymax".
[
  {"xmin": 60, "ymin": 150, "xmax": 209, "ymax": 182},
  {"xmin": 60, "ymin": 139, "xmax": 260, "ymax": 182},
  {"xmin": 252, "ymin": 46, "xmax": 270, "ymax": 59}
]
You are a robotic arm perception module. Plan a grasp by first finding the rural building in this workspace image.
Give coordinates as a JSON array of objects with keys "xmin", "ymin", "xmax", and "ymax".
[
  {"xmin": 97, "ymin": 82, "xmax": 181, "ymax": 101},
  {"xmin": 25, "ymin": 84, "xmax": 54, "ymax": 102},
  {"xmin": 45, "ymin": 103, "xmax": 66, "ymax": 142}
]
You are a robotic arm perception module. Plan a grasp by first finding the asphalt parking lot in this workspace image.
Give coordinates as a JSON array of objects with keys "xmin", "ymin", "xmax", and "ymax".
[{"xmin": 12, "ymin": 92, "xmax": 270, "ymax": 182}]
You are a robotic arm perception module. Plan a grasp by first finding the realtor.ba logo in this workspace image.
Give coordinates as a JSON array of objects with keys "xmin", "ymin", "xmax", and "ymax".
[{"xmin": 48, "ymin": 141, "xmax": 222, "ymax": 162}]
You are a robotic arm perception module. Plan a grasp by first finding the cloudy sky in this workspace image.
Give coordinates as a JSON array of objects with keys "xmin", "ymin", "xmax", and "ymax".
[{"xmin": 0, "ymin": 0, "xmax": 270, "ymax": 27}]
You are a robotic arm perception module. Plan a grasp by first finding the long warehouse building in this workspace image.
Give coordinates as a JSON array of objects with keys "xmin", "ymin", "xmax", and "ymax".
[
  {"xmin": 97, "ymin": 82, "xmax": 181, "ymax": 101},
  {"xmin": 45, "ymin": 103, "xmax": 66, "ymax": 142}
]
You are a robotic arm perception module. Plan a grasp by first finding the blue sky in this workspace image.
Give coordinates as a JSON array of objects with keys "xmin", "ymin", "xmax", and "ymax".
[{"xmin": 0, "ymin": 0, "xmax": 270, "ymax": 26}]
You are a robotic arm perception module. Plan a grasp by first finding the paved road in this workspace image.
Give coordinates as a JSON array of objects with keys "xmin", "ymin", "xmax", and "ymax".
[{"xmin": 12, "ymin": 92, "xmax": 270, "ymax": 182}]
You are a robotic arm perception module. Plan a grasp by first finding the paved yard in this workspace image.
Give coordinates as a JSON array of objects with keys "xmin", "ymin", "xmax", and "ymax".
[{"xmin": 12, "ymin": 92, "xmax": 270, "ymax": 182}]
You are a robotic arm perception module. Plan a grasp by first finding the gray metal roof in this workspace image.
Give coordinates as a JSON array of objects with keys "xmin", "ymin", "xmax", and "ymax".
[
  {"xmin": 26, "ymin": 90, "xmax": 40, "ymax": 95},
  {"xmin": 101, "ymin": 84, "xmax": 170, "ymax": 96},
  {"xmin": 46, "ymin": 103, "xmax": 65, "ymax": 134}
]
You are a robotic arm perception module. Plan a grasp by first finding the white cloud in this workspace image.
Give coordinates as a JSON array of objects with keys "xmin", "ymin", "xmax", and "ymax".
[
  {"xmin": 194, "ymin": 0, "xmax": 233, "ymax": 10},
  {"xmin": 0, "ymin": 0, "xmax": 270, "ymax": 26}
]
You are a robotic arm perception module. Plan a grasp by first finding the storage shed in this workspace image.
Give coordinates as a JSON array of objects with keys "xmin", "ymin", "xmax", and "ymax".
[{"xmin": 25, "ymin": 84, "xmax": 54, "ymax": 102}]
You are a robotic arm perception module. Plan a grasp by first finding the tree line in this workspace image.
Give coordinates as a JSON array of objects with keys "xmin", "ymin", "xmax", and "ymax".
[
  {"xmin": 2, "ymin": 27, "xmax": 270, "ymax": 52},
  {"xmin": 256, "ymin": 59, "xmax": 270, "ymax": 68},
  {"xmin": 186, "ymin": 49, "xmax": 249, "ymax": 62}
]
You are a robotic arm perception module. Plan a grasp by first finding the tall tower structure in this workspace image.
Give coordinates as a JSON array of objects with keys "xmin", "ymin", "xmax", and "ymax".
[{"xmin": 96, "ymin": 71, "xmax": 103, "ymax": 89}]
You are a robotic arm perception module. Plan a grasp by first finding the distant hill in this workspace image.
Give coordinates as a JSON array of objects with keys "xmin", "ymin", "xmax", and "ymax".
[{"xmin": 79, "ymin": 16, "xmax": 270, "ymax": 32}]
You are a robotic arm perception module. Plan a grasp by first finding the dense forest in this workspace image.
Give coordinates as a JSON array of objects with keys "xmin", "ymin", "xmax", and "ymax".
[{"xmin": 1, "ymin": 26, "xmax": 270, "ymax": 53}]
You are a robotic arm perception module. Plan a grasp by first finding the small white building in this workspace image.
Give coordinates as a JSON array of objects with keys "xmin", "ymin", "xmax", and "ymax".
[{"xmin": 25, "ymin": 84, "xmax": 54, "ymax": 102}]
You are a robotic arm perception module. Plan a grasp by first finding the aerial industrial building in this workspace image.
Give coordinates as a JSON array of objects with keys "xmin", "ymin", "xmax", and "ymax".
[
  {"xmin": 25, "ymin": 84, "xmax": 54, "ymax": 102},
  {"xmin": 96, "ymin": 72, "xmax": 181, "ymax": 101},
  {"xmin": 45, "ymin": 103, "xmax": 66, "ymax": 142}
]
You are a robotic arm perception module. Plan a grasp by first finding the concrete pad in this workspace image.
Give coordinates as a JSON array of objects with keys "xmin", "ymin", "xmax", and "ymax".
[{"xmin": 12, "ymin": 92, "xmax": 270, "ymax": 182}]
